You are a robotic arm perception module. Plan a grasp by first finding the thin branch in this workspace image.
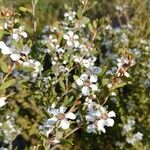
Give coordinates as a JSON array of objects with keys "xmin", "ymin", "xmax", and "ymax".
[
  {"xmin": 2, "ymin": 63, "xmax": 15, "ymax": 83},
  {"xmin": 49, "ymin": 127, "xmax": 80, "ymax": 150}
]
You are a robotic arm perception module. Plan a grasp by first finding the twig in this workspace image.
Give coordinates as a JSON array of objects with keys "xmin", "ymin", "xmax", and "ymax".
[
  {"xmin": 49, "ymin": 127, "xmax": 80, "ymax": 150},
  {"xmin": 31, "ymin": 0, "xmax": 37, "ymax": 42},
  {"xmin": 2, "ymin": 63, "xmax": 15, "ymax": 83}
]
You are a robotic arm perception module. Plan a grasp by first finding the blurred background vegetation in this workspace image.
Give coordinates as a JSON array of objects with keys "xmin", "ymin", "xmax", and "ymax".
[{"xmin": 0, "ymin": 0, "xmax": 150, "ymax": 149}]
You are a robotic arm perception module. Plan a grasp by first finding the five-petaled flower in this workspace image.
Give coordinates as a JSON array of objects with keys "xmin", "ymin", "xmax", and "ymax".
[
  {"xmin": 63, "ymin": 31, "xmax": 79, "ymax": 48},
  {"xmin": 47, "ymin": 106, "xmax": 76, "ymax": 129},
  {"xmin": 75, "ymin": 73, "xmax": 98, "ymax": 96},
  {"xmin": 86, "ymin": 106, "xmax": 116, "ymax": 133}
]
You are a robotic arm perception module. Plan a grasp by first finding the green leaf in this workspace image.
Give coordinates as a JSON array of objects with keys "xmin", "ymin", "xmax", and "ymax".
[
  {"xmin": 80, "ymin": 17, "xmax": 90, "ymax": 25},
  {"xmin": 64, "ymin": 96, "xmax": 74, "ymax": 106},
  {"xmin": 98, "ymin": 66, "xmax": 107, "ymax": 76},
  {"xmin": 0, "ymin": 79, "xmax": 16, "ymax": 91},
  {"xmin": 55, "ymin": 131, "xmax": 63, "ymax": 139},
  {"xmin": 112, "ymin": 82, "xmax": 127, "ymax": 90},
  {"xmin": 0, "ymin": 58, "xmax": 9, "ymax": 73},
  {"xmin": 19, "ymin": 7, "xmax": 28, "ymax": 12},
  {"xmin": 77, "ymin": 7, "xmax": 83, "ymax": 19},
  {"xmin": 59, "ymin": 80, "xmax": 65, "ymax": 90},
  {"xmin": 88, "ymin": 23, "xmax": 94, "ymax": 33},
  {"xmin": 35, "ymin": 0, "xmax": 39, "ymax": 5},
  {"xmin": 73, "ymin": 75, "xmax": 79, "ymax": 81},
  {"xmin": 68, "ymin": 96, "xmax": 74, "ymax": 102},
  {"xmin": 102, "ymin": 78, "xmax": 109, "ymax": 86},
  {"xmin": 88, "ymin": 1, "xmax": 97, "ymax": 9},
  {"xmin": 93, "ymin": 20, "xmax": 97, "ymax": 29},
  {"xmin": 18, "ymin": 66, "xmax": 34, "ymax": 72},
  {"xmin": 0, "ymin": 30, "xmax": 4, "ymax": 39}
]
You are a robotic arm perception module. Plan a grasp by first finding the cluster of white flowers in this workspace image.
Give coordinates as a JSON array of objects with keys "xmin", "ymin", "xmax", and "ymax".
[
  {"xmin": 73, "ymin": 56, "xmax": 97, "ymax": 68},
  {"xmin": 64, "ymin": 11, "xmax": 76, "ymax": 21},
  {"xmin": 126, "ymin": 132, "xmax": 143, "ymax": 145},
  {"xmin": 0, "ymin": 26, "xmax": 28, "ymax": 62},
  {"xmin": 0, "ymin": 41, "xmax": 21, "ymax": 61},
  {"xmin": 12, "ymin": 26, "xmax": 27, "ymax": 41},
  {"xmin": 0, "ymin": 114, "xmax": 21, "ymax": 147},
  {"xmin": 122, "ymin": 118, "xmax": 144, "ymax": 145},
  {"xmin": 123, "ymin": 118, "xmax": 135, "ymax": 133},
  {"xmin": 63, "ymin": 31, "xmax": 79, "ymax": 48},
  {"xmin": 21, "ymin": 59, "xmax": 43, "ymax": 81},
  {"xmin": 116, "ymin": 56, "xmax": 135, "ymax": 77}
]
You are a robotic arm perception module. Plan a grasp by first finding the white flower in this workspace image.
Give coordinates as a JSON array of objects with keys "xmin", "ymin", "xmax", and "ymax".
[
  {"xmin": 84, "ymin": 96, "xmax": 96, "ymax": 108},
  {"xmin": 0, "ymin": 97, "xmax": 7, "ymax": 108},
  {"xmin": 82, "ymin": 57, "xmax": 96, "ymax": 68},
  {"xmin": 97, "ymin": 110, "xmax": 116, "ymax": 133},
  {"xmin": 64, "ymin": 11, "xmax": 76, "ymax": 21},
  {"xmin": 0, "ymin": 41, "xmax": 11, "ymax": 54},
  {"xmin": 117, "ymin": 56, "xmax": 135, "ymax": 68},
  {"xmin": 21, "ymin": 45, "xmax": 31, "ymax": 56},
  {"xmin": 0, "ymin": 41, "xmax": 22, "ymax": 61},
  {"xmin": 86, "ymin": 105, "xmax": 116, "ymax": 133},
  {"xmin": 63, "ymin": 31, "xmax": 79, "ymax": 48},
  {"xmin": 55, "ymin": 45, "xmax": 65, "ymax": 53},
  {"xmin": 75, "ymin": 73, "xmax": 98, "ymax": 96},
  {"xmin": 47, "ymin": 106, "xmax": 76, "ymax": 129},
  {"xmin": 22, "ymin": 59, "xmax": 43, "ymax": 81},
  {"xmin": 12, "ymin": 26, "xmax": 27, "ymax": 41}
]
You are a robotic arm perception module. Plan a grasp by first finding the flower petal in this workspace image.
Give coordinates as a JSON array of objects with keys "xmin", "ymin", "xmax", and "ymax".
[
  {"xmin": 86, "ymin": 124, "xmax": 96, "ymax": 133},
  {"xmin": 74, "ymin": 34, "xmax": 79, "ymax": 39},
  {"xmin": 106, "ymin": 118, "xmax": 114, "ymax": 127},
  {"xmin": 65, "ymin": 112, "xmax": 76, "ymax": 120},
  {"xmin": 82, "ymin": 86, "xmax": 90, "ymax": 96},
  {"xmin": 108, "ymin": 111, "xmax": 116, "ymax": 117},
  {"xmin": 85, "ymin": 115, "xmax": 94, "ymax": 122},
  {"xmin": 47, "ymin": 117, "xmax": 58, "ymax": 125},
  {"xmin": 52, "ymin": 138, "xmax": 60, "ymax": 144},
  {"xmin": 60, "ymin": 119, "xmax": 70, "ymax": 129},
  {"xmin": 45, "ymin": 127, "xmax": 54, "ymax": 137},
  {"xmin": 74, "ymin": 41, "xmax": 79, "ymax": 48},
  {"xmin": 68, "ymin": 31, "xmax": 74, "ymax": 37},
  {"xmin": 10, "ymin": 54, "xmax": 21, "ymax": 61},
  {"xmin": 21, "ymin": 32, "xmax": 27, "ymax": 38},
  {"xmin": 67, "ymin": 40, "xmax": 73, "ymax": 47},
  {"xmin": 48, "ymin": 108, "xmax": 58, "ymax": 115},
  {"xmin": 124, "ymin": 71, "xmax": 130, "ymax": 77},
  {"xmin": 80, "ymin": 73, "xmax": 88, "ymax": 81},
  {"xmin": 59, "ymin": 106, "xmax": 67, "ymax": 113},
  {"xmin": 12, "ymin": 33, "xmax": 19, "ymax": 40},
  {"xmin": 63, "ymin": 34, "xmax": 69, "ymax": 40},
  {"xmin": 76, "ymin": 78, "xmax": 83, "ymax": 86},
  {"xmin": 90, "ymin": 84, "xmax": 98, "ymax": 91},
  {"xmin": 0, "ymin": 97, "xmax": 6, "ymax": 108},
  {"xmin": 90, "ymin": 75, "xmax": 98, "ymax": 83},
  {"xmin": 97, "ymin": 119, "xmax": 106, "ymax": 133},
  {"xmin": 0, "ymin": 41, "xmax": 11, "ymax": 55}
]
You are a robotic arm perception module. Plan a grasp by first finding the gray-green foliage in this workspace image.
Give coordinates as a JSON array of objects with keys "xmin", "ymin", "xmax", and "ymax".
[{"xmin": 0, "ymin": 0, "xmax": 150, "ymax": 150}]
